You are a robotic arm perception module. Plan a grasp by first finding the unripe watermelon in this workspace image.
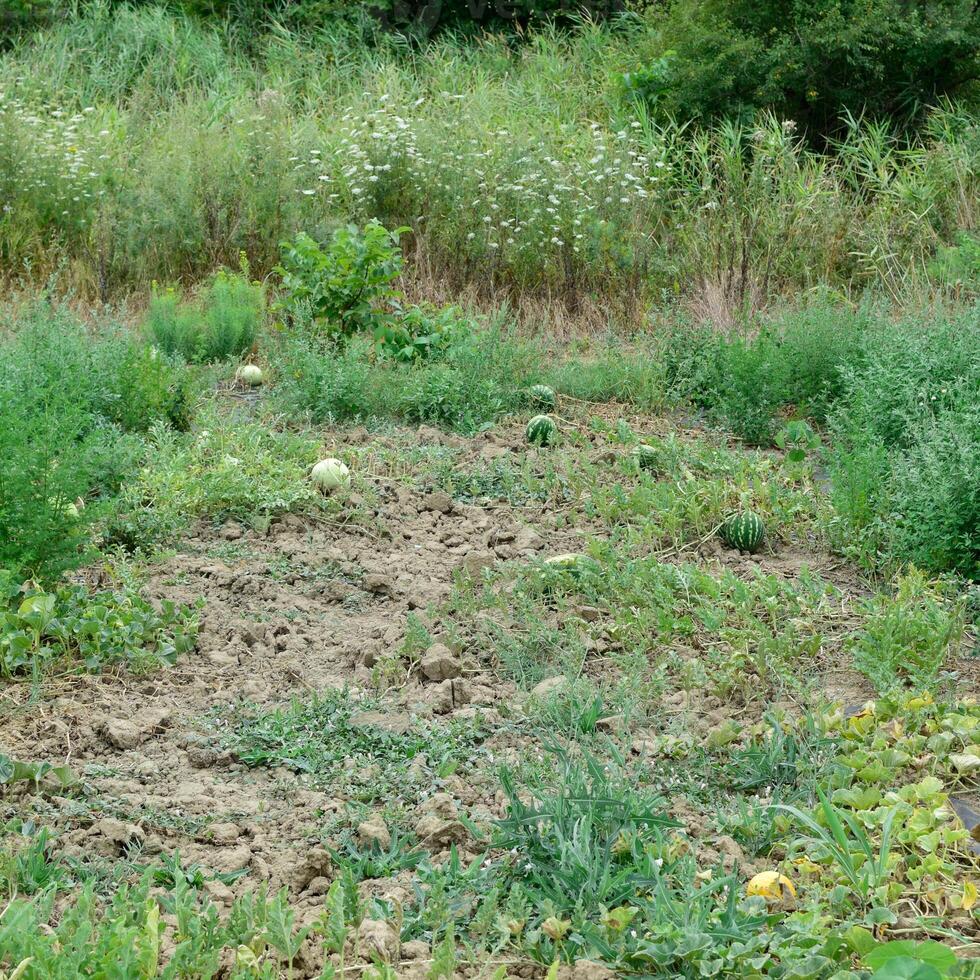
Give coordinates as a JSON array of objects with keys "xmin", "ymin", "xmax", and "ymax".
[
  {"xmin": 720, "ymin": 511, "xmax": 765, "ymax": 552},
  {"xmin": 534, "ymin": 553, "xmax": 600, "ymax": 590},
  {"xmin": 544, "ymin": 553, "xmax": 599, "ymax": 575},
  {"xmin": 526, "ymin": 414, "xmax": 557, "ymax": 446},
  {"xmin": 632, "ymin": 443, "xmax": 660, "ymax": 471},
  {"xmin": 529, "ymin": 384, "xmax": 556, "ymax": 410}
]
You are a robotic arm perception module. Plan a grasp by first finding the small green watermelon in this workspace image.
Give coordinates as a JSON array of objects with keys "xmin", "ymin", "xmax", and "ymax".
[
  {"xmin": 529, "ymin": 384, "xmax": 556, "ymax": 410},
  {"xmin": 544, "ymin": 553, "xmax": 599, "ymax": 576},
  {"xmin": 526, "ymin": 414, "xmax": 557, "ymax": 446},
  {"xmin": 720, "ymin": 511, "xmax": 765, "ymax": 553},
  {"xmin": 534, "ymin": 553, "xmax": 600, "ymax": 591},
  {"xmin": 632, "ymin": 443, "xmax": 661, "ymax": 471}
]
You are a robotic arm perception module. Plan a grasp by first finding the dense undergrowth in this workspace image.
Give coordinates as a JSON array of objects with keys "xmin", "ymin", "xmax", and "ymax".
[{"xmin": 1, "ymin": 3, "xmax": 978, "ymax": 312}]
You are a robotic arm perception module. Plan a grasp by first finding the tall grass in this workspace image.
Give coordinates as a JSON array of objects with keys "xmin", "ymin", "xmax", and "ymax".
[{"xmin": 1, "ymin": 3, "xmax": 976, "ymax": 313}]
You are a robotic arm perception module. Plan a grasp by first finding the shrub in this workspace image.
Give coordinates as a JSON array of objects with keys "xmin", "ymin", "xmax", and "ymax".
[
  {"xmin": 827, "ymin": 306, "xmax": 980, "ymax": 577},
  {"xmin": 374, "ymin": 303, "xmax": 470, "ymax": 363},
  {"xmin": 274, "ymin": 223, "xmax": 407, "ymax": 342},
  {"xmin": 642, "ymin": 0, "xmax": 980, "ymax": 137},
  {"xmin": 0, "ymin": 305, "xmax": 194, "ymax": 582},
  {"xmin": 661, "ymin": 303, "xmax": 871, "ymax": 445},
  {"xmin": 271, "ymin": 319, "xmax": 540, "ymax": 432},
  {"xmin": 147, "ymin": 267, "xmax": 263, "ymax": 363}
]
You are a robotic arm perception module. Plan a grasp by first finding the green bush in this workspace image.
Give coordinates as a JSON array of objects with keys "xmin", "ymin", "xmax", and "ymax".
[
  {"xmin": 661, "ymin": 303, "xmax": 871, "ymax": 445},
  {"xmin": 374, "ymin": 303, "xmax": 470, "ymax": 362},
  {"xmin": 827, "ymin": 306, "xmax": 980, "ymax": 577},
  {"xmin": 642, "ymin": 0, "xmax": 980, "ymax": 136},
  {"xmin": 147, "ymin": 267, "xmax": 263, "ymax": 363},
  {"xmin": 272, "ymin": 320, "xmax": 540, "ymax": 432},
  {"xmin": 0, "ymin": 304, "xmax": 194, "ymax": 581},
  {"xmin": 0, "ymin": 0, "xmax": 59, "ymax": 41},
  {"xmin": 274, "ymin": 223, "xmax": 406, "ymax": 342}
]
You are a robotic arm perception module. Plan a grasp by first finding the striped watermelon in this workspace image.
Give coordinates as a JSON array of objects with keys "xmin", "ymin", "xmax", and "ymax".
[
  {"xmin": 720, "ymin": 511, "xmax": 765, "ymax": 552},
  {"xmin": 534, "ymin": 553, "xmax": 601, "ymax": 591},
  {"xmin": 529, "ymin": 384, "xmax": 556, "ymax": 410},
  {"xmin": 526, "ymin": 414, "xmax": 557, "ymax": 446},
  {"xmin": 632, "ymin": 443, "xmax": 660, "ymax": 471},
  {"xmin": 544, "ymin": 553, "xmax": 599, "ymax": 577}
]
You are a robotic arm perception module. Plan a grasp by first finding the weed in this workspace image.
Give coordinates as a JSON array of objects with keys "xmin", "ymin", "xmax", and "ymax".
[
  {"xmin": 214, "ymin": 690, "xmax": 490, "ymax": 803},
  {"xmin": 775, "ymin": 790, "xmax": 899, "ymax": 905},
  {"xmin": 0, "ymin": 573, "xmax": 196, "ymax": 677},
  {"xmin": 849, "ymin": 569, "xmax": 966, "ymax": 693},
  {"xmin": 275, "ymin": 223, "xmax": 406, "ymax": 341},
  {"xmin": 148, "ymin": 265, "xmax": 263, "ymax": 364},
  {"xmin": 105, "ymin": 408, "xmax": 330, "ymax": 553},
  {"xmin": 0, "ymin": 303, "xmax": 194, "ymax": 581}
]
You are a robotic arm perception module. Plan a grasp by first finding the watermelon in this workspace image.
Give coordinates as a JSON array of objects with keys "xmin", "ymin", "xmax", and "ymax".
[
  {"xmin": 544, "ymin": 553, "xmax": 599, "ymax": 575},
  {"xmin": 632, "ymin": 443, "xmax": 661, "ymax": 471},
  {"xmin": 237, "ymin": 364, "xmax": 263, "ymax": 387},
  {"xmin": 311, "ymin": 458, "xmax": 351, "ymax": 493},
  {"xmin": 534, "ymin": 553, "xmax": 600, "ymax": 590},
  {"xmin": 526, "ymin": 414, "xmax": 557, "ymax": 446},
  {"xmin": 720, "ymin": 511, "xmax": 765, "ymax": 552},
  {"xmin": 529, "ymin": 384, "xmax": 556, "ymax": 410}
]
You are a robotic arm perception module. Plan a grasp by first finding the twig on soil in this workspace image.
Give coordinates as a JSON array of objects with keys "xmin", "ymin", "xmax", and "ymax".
[{"xmin": 655, "ymin": 523, "xmax": 725, "ymax": 561}]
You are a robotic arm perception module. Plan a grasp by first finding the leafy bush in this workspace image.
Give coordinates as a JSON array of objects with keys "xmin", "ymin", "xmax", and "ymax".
[
  {"xmin": 643, "ymin": 0, "xmax": 980, "ymax": 136},
  {"xmin": 0, "ymin": 0, "xmax": 58, "ymax": 40},
  {"xmin": 374, "ymin": 303, "xmax": 470, "ymax": 363},
  {"xmin": 147, "ymin": 267, "xmax": 263, "ymax": 363},
  {"xmin": 272, "ymin": 320, "xmax": 540, "ymax": 432},
  {"xmin": 0, "ymin": 305, "xmax": 194, "ymax": 582},
  {"xmin": 827, "ymin": 306, "xmax": 980, "ymax": 576},
  {"xmin": 0, "ymin": 572, "xmax": 197, "ymax": 677},
  {"xmin": 662, "ymin": 303, "xmax": 871, "ymax": 445},
  {"xmin": 275, "ymin": 223, "xmax": 406, "ymax": 342}
]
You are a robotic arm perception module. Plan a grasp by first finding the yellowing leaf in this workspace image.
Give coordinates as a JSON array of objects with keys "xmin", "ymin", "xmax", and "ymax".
[
  {"xmin": 905, "ymin": 693, "xmax": 933, "ymax": 710},
  {"xmin": 235, "ymin": 946, "xmax": 261, "ymax": 971},
  {"xmin": 542, "ymin": 917, "xmax": 571, "ymax": 942},
  {"xmin": 960, "ymin": 881, "xmax": 977, "ymax": 910},
  {"xmin": 746, "ymin": 871, "xmax": 796, "ymax": 902},
  {"xmin": 949, "ymin": 753, "xmax": 980, "ymax": 774},
  {"xmin": 792, "ymin": 856, "xmax": 823, "ymax": 875}
]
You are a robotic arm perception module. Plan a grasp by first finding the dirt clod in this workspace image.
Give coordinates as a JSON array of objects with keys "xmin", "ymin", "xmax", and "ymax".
[
  {"xmin": 420, "ymin": 643, "xmax": 461, "ymax": 681},
  {"xmin": 102, "ymin": 707, "xmax": 172, "ymax": 750}
]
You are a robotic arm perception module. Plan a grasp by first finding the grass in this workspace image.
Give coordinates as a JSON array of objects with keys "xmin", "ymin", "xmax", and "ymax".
[
  {"xmin": 147, "ymin": 267, "xmax": 264, "ymax": 364},
  {"xmin": 270, "ymin": 318, "xmax": 543, "ymax": 433},
  {"xmin": 104, "ymin": 405, "xmax": 339, "ymax": 553},
  {"xmin": 1, "ymin": 6, "xmax": 977, "ymax": 312},
  {"xmin": 211, "ymin": 689, "xmax": 492, "ymax": 806}
]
